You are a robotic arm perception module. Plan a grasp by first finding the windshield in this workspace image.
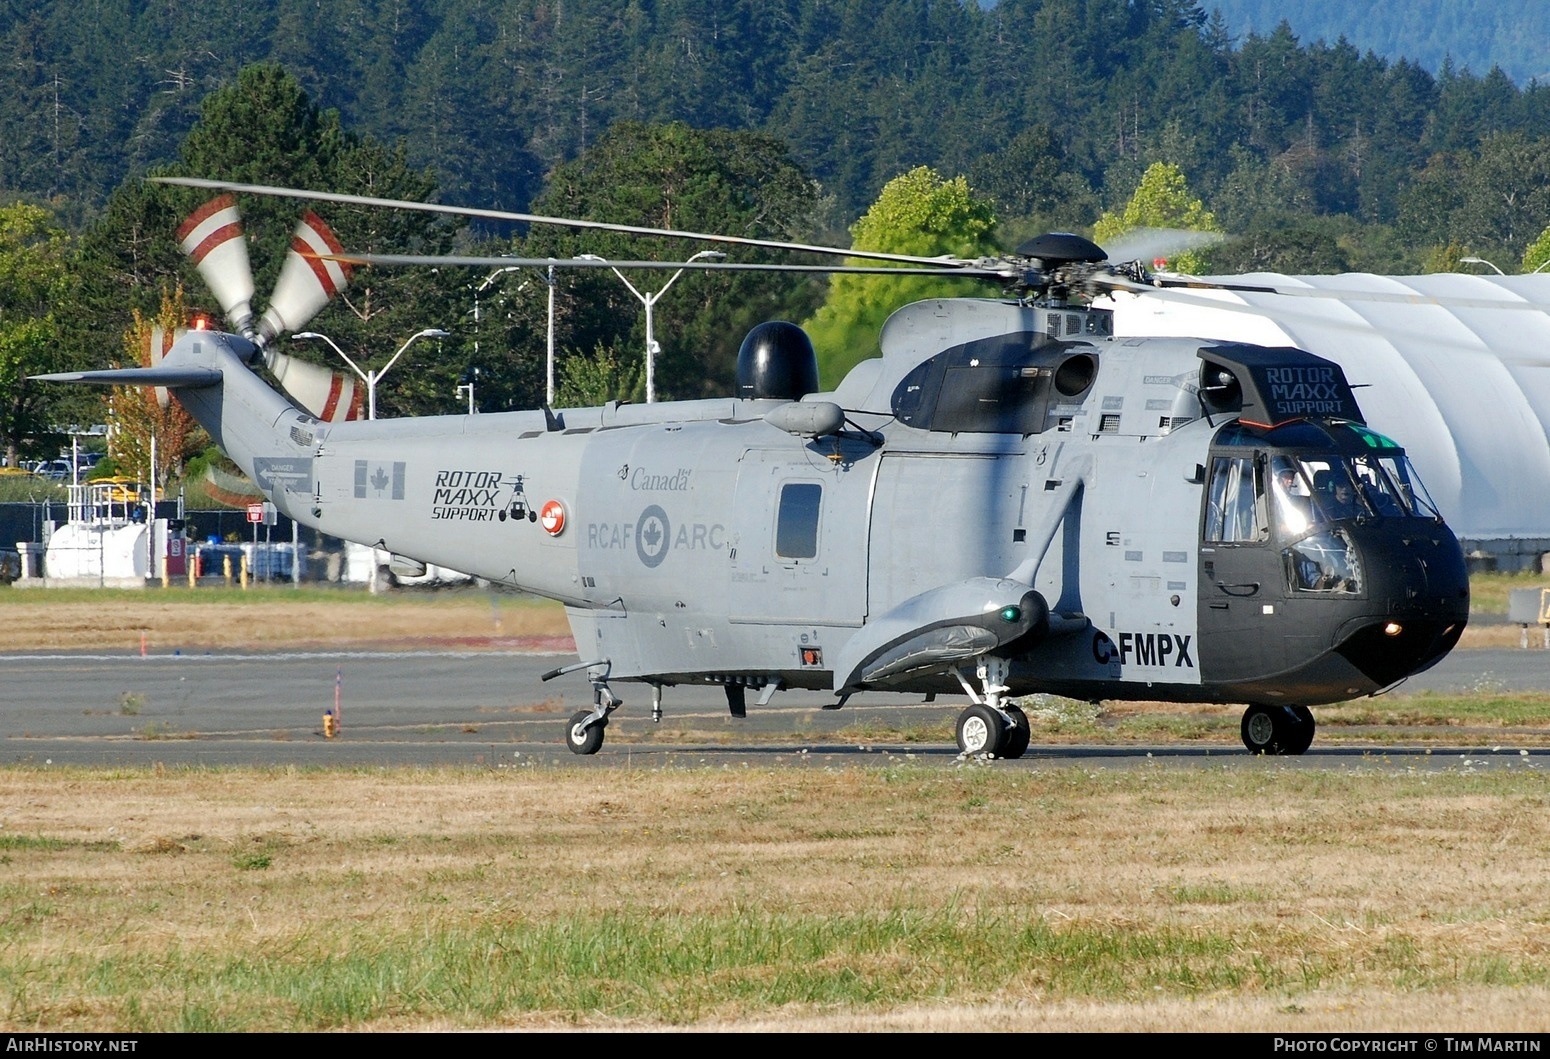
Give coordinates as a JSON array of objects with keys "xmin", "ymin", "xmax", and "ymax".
[{"xmin": 1267, "ymin": 453, "xmax": 1440, "ymax": 534}]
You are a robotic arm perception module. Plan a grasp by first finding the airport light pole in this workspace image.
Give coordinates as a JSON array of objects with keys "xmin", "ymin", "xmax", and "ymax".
[
  {"xmin": 1460, "ymin": 256, "xmax": 1506, "ymax": 275},
  {"xmin": 474, "ymin": 263, "xmax": 560, "ymax": 406},
  {"xmin": 579, "ymin": 250, "xmax": 725, "ymax": 402},
  {"xmin": 294, "ymin": 328, "xmax": 450, "ymax": 420}
]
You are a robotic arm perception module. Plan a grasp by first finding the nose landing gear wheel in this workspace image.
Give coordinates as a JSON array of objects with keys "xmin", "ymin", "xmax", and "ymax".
[
  {"xmin": 956, "ymin": 704, "xmax": 1007, "ymax": 758},
  {"xmin": 566, "ymin": 710, "xmax": 607, "ymax": 755},
  {"xmin": 1240, "ymin": 704, "xmax": 1315, "ymax": 755}
]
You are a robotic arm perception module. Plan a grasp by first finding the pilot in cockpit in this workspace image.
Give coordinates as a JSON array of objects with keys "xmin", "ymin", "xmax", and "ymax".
[
  {"xmin": 1271, "ymin": 458, "xmax": 1313, "ymax": 535},
  {"xmin": 1314, "ymin": 469, "xmax": 1361, "ymax": 520}
]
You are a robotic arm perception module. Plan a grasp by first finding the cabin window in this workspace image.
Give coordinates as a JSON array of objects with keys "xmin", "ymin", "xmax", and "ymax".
[
  {"xmin": 1204, "ymin": 455, "xmax": 1268, "ymax": 543},
  {"xmin": 776, "ymin": 482, "xmax": 821, "ymax": 559}
]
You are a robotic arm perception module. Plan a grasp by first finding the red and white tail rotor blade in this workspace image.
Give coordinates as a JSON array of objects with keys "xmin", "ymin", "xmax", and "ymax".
[
  {"xmin": 258, "ymin": 211, "xmax": 352, "ymax": 343},
  {"xmin": 176, "ymin": 195, "xmax": 258, "ymax": 338},
  {"xmin": 264, "ymin": 351, "xmax": 363, "ymax": 423}
]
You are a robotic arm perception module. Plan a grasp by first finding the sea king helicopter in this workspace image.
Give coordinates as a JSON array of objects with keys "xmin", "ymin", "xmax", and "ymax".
[{"xmin": 39, "ymin": 178, "xmax": 1471, "ymax": 757}]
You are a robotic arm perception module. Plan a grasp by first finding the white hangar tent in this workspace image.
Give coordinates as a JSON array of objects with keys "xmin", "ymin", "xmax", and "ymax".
[{"xmin": 1100, "ymin": 272, "xmax": 1550, "ymax": 572}]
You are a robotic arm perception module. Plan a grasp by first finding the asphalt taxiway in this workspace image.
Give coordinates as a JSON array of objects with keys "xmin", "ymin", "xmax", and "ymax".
[{"xmin": 2, "ymin": 646, "xmax": 1546, "ymax": 768}]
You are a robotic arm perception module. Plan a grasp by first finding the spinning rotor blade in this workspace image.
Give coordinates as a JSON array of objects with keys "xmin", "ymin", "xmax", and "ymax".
[
  {"xmin": 176, "ymin": 195, "xmax": 258, "ymax": 338},
  {"xmin": 176, "ymin": 198, "xmax": 353, "ymax": 346},
  {"xmin": 1100, "ymin": 227, "xmax": 1226, "ymax": 267},
  {"xmin": 175, "ymin": 195, "xmax": 361, "ymax": 417},
  {"xmin": 154, "ymin": 177, "xmax": 977, "ymax": 271},
  {"xmin": 265, "ymin": 350, "xmax": 363, "ymax": 422},
  {"xmin": 257, "ymin": 211, "xmax": 352, "ymax": 343},
  {"xmin": 326, "ymin": 251, "xmax": 1013, "ymax": 279}
]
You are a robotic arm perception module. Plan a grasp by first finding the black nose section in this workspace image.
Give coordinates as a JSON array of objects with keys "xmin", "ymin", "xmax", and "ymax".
[{"xmin": 1334, "ymin": 523, "xmax": 1470, "ymax": 686}]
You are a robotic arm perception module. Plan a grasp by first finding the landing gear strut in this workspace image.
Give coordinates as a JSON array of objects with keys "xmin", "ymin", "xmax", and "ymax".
[
  {"xmin": 951, "ymin": 656, "xmax": 1031, "ymax": 759},
  {"xmin": 1240, "ymin": 704, "xmax": 1316, "ymax": 755},
  {"xmin": 543, "ymin": 660, "xmax": 622, "ymax": 755}
]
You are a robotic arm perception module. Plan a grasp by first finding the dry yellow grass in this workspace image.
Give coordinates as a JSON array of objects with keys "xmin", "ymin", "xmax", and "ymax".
[
  {"xmin": 0, "ymin": 586, "xmax": 572, "ymax": 651},
  {"xmin": 2, "ymin": 765, "xmax": 1548, "ymax": 1031}
]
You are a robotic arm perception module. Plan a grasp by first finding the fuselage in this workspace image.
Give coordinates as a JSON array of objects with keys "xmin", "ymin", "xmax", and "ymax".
[{"xmin": 160, "ymin": 297, "xmax": 1469, "ymax": 709}]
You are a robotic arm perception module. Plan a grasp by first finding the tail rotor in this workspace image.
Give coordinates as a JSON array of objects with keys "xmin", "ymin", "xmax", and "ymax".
[
  {"xmin": 177, "ymin": 196, "xmax": 352, "ymax": 350},
  {"xmin": 257, "ymin": 211, "xmax": 353, "ymax": 344},
  {"xmin": 176, "ymin": 195, "xmax": 360, "ymax": 423}
]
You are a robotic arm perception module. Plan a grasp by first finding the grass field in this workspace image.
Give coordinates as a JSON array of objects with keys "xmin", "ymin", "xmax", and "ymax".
[
  {"xmin": 2, "ymin": 764, "xmax": 1548, "ymax": 1032},
  {"xmin": 0, "ymin": 584, "xmax": 571, "ymax": 651},
  {"xmin": 2, "ymin": 575, "xmax": 1549, "ymax": 1031}
]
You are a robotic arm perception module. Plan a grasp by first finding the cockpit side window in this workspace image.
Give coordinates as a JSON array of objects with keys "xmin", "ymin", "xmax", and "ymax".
[
  {"xmin": 1269, "ymin": 456, "xmax": 1319, "ymax": 538},
  {"xmin": 1204, "ymin": 455, "xmax": 1268, "ymax": 543}
]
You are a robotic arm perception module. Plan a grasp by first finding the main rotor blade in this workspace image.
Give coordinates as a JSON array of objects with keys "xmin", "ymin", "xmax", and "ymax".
[
  {"xmin": 1100, "ymin": 277, "xmax": 1550, "ymax": 364},
  {"xmin": 154, "ymin": 177, "xmax": 975, "ymax": 271},
  {"xmin": 1154, "ymin": 275, "xmax": 1550, "ymax": 312},
  {"xmin": 325, "ymin": 251, "xmax": 1013, "ymax": 279},
  {"xmin": 1101, "ymin": 227, "xmax": 1225, "ymax": 266}
]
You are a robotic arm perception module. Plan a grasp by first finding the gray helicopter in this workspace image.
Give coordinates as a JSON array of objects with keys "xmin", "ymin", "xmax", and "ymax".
[{"xmin": 40, "ymin": 183, "xmax": 1470, "ymax": 757}]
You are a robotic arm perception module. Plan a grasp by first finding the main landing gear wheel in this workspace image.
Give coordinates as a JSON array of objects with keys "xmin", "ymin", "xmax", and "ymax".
[
  {"xmin": 1285, "ymin": 705, "xmax": 1316, "ymax": 755},
  {"xmin": 1001, "ymin": 704, "xmax": 1031, "ymax": 760},
  {"xmin": 1240, "ymin": 704, "xmax": 1315, "ymax": 756},
  {"xmin": 956, "ymin": 704, "xmax": 1007, "ymax": 758},
  {"xmin": 566, "ymin": 710, "xmax": 607, "ymax": 755}
]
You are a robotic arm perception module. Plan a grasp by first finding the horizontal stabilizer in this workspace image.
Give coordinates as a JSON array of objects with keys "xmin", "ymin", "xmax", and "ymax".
[{"xmin": 32, "ymin": 367, "xmax": 223, "ymax": 388}]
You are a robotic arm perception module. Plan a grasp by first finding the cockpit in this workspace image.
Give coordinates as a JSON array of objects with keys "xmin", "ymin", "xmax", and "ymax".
[{"xmin": 1203, "ymin": 420, "xmax": 1444, "ymax": 596}]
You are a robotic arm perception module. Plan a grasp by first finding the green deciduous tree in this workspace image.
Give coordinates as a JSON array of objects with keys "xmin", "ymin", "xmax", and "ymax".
[
  {"xmin": 802, "ymin": 166, "xmax": 998, "ymax": 386},
  {"xmin": 0, "ymin": 202, "xmax": 86, "ymax": 467},
  {"xmin": 555, "ymin": 342, "xmax": 643, "ymax": 408},
  {"xmin": 1094, "ymin": 161, "xmax": 1219, "ymax": 273},
  {"xmin": 1521, "ymin": 226, "xmax": 1550, "ymax": 274}
]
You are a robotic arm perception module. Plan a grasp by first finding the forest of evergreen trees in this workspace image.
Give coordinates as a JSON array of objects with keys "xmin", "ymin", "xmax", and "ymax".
[
  {"xmin": 1206, "ymin": 0, "xmax": 1550, "ymax": 86},
  {"xmin": 6, "ymin": 0, "xmax": 1550, "ymax": 245},
  {"xmin": 7, "ymin": 0, "xmax": 1550, "ymax": 466}
]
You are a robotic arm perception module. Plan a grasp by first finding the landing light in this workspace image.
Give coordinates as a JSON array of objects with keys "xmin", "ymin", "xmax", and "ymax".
[{"xmin": 1383, "ymin": 622, "xmax": 1404, "ymax": 637}]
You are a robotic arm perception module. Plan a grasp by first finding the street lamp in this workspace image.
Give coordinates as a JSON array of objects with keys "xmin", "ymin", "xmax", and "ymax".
[
  {"xmin": 456, "ymin": 367, "xmax": 481, "ymax": 415},
  {"xmin": 294, "ymin": 328, "xmax": 450, "ymax": 420},
  {"xmin": 1460, "ymin": 256, "xmax": 1506, "ymax": 275},
  {"xmin": 474, "ymin": 262, "xmax": 560, "ymax": 407},
  {"xmin": 580, "ymin": 249, "xmax": 725, "ymax": 402},
  {"xmin": 474, "ymin": 266, "xmax": 524, "ymax": 358}
]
